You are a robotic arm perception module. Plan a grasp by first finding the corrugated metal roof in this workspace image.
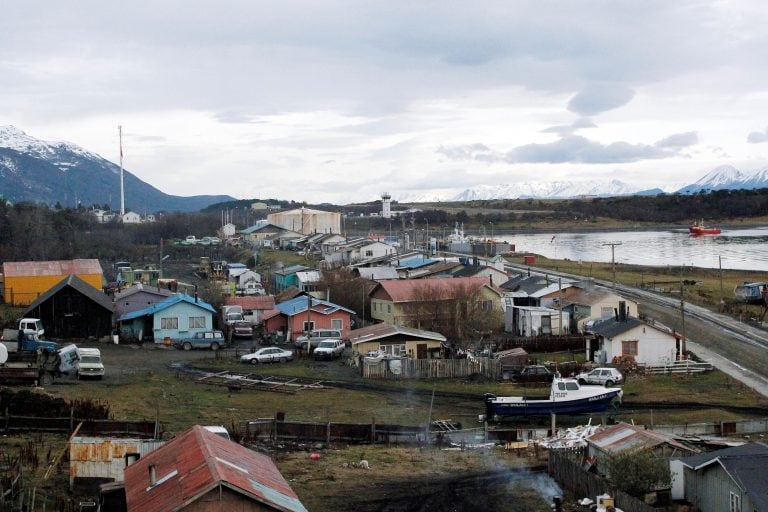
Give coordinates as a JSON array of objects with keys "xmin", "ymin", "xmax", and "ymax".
[
  {"xmin": 588, "ymin": 422, "xmax": 691, "ymax": 454},
  {"xmin": 348, "ymin": 323, "xmax": 446, "ymax": 345},
  {"xmin": 25, "ymin": 274, "xmax": 113, "ymax": 314},
  {"xmin": 225, "ymin": 296, "xmax": 276, "ymax": 310},
  {"xmin": 124, "ymin": 425, "xmax": 307, "ymax": 512},
  {"xmin": 396, "ymin": 257, "xmax": 438, "ymax": 269},
  {"xmin": 3, "ymin": 259, "xmax": 103, "ymax": 277},
  {"xmin": 117, "ymin": 294, "xmax": 215, "ymax": 322},
  {"xmin": 373, "ymin": 277, "xmax": 500, "ymax": 303},
  {"xmin": 276, "ymin": 296, "xmax": 355, "ymax": 316}
]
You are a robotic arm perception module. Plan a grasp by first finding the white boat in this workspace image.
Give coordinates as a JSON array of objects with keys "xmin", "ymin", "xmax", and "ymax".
[{"xmin": 484, "ymin": 376, "xmax": 623, "ymax": 419}]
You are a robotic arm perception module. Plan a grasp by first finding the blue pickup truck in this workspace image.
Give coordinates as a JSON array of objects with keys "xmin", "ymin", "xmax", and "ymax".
[{"xmin": 1, "ymin": 331, "xmax": 58, "ymax": 353}]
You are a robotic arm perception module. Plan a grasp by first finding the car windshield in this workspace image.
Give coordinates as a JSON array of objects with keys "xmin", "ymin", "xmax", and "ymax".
[
  {"xmin": 318, "ymin": 341, "xmax": 336, "ymax": 348},
  {"xmin": 80, "ymin": 356, "xmax": 101, "ymax": 364}
]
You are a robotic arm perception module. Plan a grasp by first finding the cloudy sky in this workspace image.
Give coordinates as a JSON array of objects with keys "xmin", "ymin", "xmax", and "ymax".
[{"xmin": 2, "ymin": 1, "xmax": 768, "ymax": 204}]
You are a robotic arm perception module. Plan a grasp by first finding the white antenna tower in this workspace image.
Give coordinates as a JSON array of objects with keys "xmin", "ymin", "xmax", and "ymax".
[{"xmin": 119, "ymin": 125, "xmax": 125, "ymax": 216}]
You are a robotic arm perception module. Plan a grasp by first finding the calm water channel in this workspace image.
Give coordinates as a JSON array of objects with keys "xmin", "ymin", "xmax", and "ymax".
[{"xmin": 494, "ymin": 226, "xmax": 768, "ymax": 272}]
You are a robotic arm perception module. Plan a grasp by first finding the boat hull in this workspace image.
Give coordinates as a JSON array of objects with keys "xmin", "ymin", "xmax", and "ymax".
[
  {"xmin": 485, "ymin": 389, "xmax": 622, "ymax": 418},
  {"xmin": 688, "ymin": 226, "xmax": 721, "ymax": 235}
]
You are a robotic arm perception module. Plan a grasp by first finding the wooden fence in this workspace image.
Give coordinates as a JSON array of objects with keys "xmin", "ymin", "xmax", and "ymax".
[
  {"xmin": 548, "ymin": 448, "xmax": 662, "ymax": 512},
  {"xmin": 361, "ymin": 357, "xmax": 500, "ymax": 379},
  {"xmin": 1, "ymin": 413, "xmax": 157, "ymax": 437},
  {"xmin": 240, "ymin": 418, "xmax": 428, "ymax": 445}
]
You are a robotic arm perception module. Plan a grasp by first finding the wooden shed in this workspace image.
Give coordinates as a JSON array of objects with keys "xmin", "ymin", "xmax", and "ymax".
[
  {"xmin": 2, "ymin": 259, "xmax": 103, "ymax": 306},
  {"xmin": 24, "ymin": 274, "xmax": 114, "ymax": 339}
]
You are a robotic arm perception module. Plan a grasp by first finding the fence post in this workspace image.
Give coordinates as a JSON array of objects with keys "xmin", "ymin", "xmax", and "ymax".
[
  {"xmin": 371, "ymin": 416, "xmax": 376, "ymax": 443},
  {"xmin": 326, "ymin": 422, "xmax": 331, "ymax": 445}
]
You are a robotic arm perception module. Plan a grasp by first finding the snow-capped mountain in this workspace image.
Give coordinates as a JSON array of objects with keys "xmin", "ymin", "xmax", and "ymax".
[
  {"xmin": 675, "ymin": 165, "xmax": 768, "ymax": 194},
  {"xmin": 400, "ymin": 165, "xmax": 767, "ymax": 202},
  {"xmin": 0, "ymin": 126, "xmax": 233, "ymax": 212},
  {"xmin": 450, "ymin": 179, "xmax": 643, "ymax": 201}
]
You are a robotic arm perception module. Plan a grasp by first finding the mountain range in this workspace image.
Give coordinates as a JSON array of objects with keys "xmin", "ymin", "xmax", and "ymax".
[
  {"xmin": 0, "ymin": 126, "xmax": 234, "ymax": 213},
  {"xmin": 1, "ymin": 125, "xmax": 768, "ymax": 210},
  {"xmin": 402, "ymin": 165, "xmax": 768, "ymax": 202}
]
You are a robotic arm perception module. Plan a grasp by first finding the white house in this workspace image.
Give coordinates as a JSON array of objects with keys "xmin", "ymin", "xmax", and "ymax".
[
  {"xmin": 505, "ymin": 305, "xmax": 570, "ymax": 336},
  {"xmin": 589, "ymin": 314, "xmax": 681, "ymax": 365},
  {"xmin": 324, "ymin": 239, "xmax": 397, "ymax": 266},
  {"xmin": 121, "ymin": 211, "xmax": 142, "ymax": 224}
]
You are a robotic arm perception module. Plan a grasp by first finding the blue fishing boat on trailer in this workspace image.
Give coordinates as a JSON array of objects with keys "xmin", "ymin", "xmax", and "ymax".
[{"xmin": 483, "ymin": 376, "xmax": 623, "ymax": 420}]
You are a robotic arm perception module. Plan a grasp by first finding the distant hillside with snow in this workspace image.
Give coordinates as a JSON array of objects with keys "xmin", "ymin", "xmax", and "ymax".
[{"xmin": 0, "ymin": 125, "xmax": 234, "ymax": 212}]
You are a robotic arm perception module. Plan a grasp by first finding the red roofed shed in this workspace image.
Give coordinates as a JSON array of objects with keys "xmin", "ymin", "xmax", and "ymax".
[{"xmin": 124, "ymin": 425, "xmax": 307, "ymax": 512}]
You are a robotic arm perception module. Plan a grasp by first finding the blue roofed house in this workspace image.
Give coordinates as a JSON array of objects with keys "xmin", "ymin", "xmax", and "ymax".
[
  {"xmin": 263, "ymin": 295, "xmax": 355, "ymax": 342},
  {"xmin": 116, "ymin": 294, "xmax": 217, "ymax": 343}
]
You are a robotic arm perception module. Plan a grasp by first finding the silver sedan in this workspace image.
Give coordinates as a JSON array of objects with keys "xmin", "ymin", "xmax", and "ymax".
[{"xmin": 240, "ymin": 347, "xmax": 294, "ymax": 364}]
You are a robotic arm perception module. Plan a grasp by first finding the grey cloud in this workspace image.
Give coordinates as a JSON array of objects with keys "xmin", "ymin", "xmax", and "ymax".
[
  {"xmin": 568, "ymin": 84, "xmax": 636, "ymax": 116},
  {"xmin": 654, "ymin": 132, "xmax": 698, "ymax": 148},
  {"xmin": 747, "ymin": 127, "xmax": 768, "ymax": 143},
  {"xmin": 542, "ymin": 118, "xmax": 597, "ymax": 136},
  {"xmin": 436, "ymin": 143, "xmax": 500, "ymax": 162},
  {"xmin": 438, "ymin": 131, "xmax": 693, "ymax": 164},
  {"xmin": 508, "ymin": 135, "xmax": 678, "ymax": 164}
]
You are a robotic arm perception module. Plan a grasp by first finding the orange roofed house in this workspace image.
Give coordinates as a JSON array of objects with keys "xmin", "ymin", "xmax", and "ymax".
[
  {"xmin": 369, "ymin": 276, "xmax": 504, "ymax": 334},
  {"xmin": 2, "ymin": 259, "xmax": 103, "ymax": 306},
  {"xmin": 124, "ymin": 425, "xmax": 307, "ymax": 512}
]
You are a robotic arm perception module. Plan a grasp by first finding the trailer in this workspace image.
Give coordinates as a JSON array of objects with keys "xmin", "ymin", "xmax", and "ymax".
[{"xmin": 0, "ymin": 343, "xmax": 62, "ymax": 386}]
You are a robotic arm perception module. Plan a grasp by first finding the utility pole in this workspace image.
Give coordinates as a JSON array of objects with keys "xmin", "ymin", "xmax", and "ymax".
[
  {"xmin": 602, "ymin": 242, "xmax": 622, "ymax": 291},
  {"xmin": 680, "ymin": 266, "xmax": 687, "ymax": 359}
]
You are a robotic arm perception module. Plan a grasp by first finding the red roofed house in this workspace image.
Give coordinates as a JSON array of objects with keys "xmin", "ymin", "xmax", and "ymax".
[
  {"xmin": 369, "ymin": 277, "xmax": 503, "ymax": 334},
  {"xmin": 124, "ymin": 425, "xmax": 307, "ymax": 512},
  {"xmin": 2, "ymin": 259, "xmax": 103, "ymax": 306},
  {"xmin": 224, "ymin": 295, "xmax": 276, "ymax": 326}
]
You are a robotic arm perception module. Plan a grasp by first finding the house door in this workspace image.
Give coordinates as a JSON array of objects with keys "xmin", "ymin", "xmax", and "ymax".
[{"xmin": 416, "ymin": 343, "xmax": 427, "ymax": 359}]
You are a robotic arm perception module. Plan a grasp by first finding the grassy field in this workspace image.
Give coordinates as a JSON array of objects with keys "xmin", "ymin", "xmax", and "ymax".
[{"xmin": 31, "ymin": 340, "xmax": 768, "ymax": 435}]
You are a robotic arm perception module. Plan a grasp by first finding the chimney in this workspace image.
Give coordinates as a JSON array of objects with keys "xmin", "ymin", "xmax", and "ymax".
[
  {"xmin": 619, "ymin": 301, "xmax": 627, "ymax": 322},
  {"xmin": 148, "ymin": 464, "xmax": 157, "ymax": 486}
]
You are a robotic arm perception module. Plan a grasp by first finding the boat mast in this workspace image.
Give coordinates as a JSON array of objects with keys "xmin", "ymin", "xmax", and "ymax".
[{"xmin": 119, "ymin": 125, "xmax": 125, "ymax": 217}]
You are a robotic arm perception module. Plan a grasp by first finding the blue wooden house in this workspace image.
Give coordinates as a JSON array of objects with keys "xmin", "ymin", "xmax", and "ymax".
[
  {"xmin": 273, "ymin": 265, "xmax": 312, "ymax": 293},
  {"xmin": 116, "ymin": 294, "xmax": 217, "ymax": 343}
]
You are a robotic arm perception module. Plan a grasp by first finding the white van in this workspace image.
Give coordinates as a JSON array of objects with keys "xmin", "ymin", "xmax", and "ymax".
[
  {"xmin": 76, "ymin": 348, "xmax": 105, "ymax": 380},
  {"xmin": 294, "ymin": 329, "xmax": 342, "ymax": 348}
]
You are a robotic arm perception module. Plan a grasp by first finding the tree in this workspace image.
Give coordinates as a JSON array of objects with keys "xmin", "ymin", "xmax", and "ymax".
[{"xmin": 603, "ymin": 450, "xmax": 672, "ymax": 498}]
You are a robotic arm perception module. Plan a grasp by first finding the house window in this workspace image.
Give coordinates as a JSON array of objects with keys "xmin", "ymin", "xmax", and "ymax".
[
  {"xmin": 387, "ymin": 304, "xmax": 391, "ymax": 313},
  {"xmin": 480, "ymin": 300, "xmax": 493, "ymax": 311},
  {"xmin": 540, "ymin": 316, "xmax": 552, "ymax": 335},
  {"xmin": 380, "ymin": 343, "xmax": 406, "ymax": 356},
  {"xmin": 622, "ymin": 340, "xmax": 639, "ymax": 356},
  {"xmin": 160, "ymin": 317, "xmax": 178, "ymax": 329},
  {"xmin": 729, "ymin": 491, "xmax": 741, "ymax": 512},
  {"xmin": 601, "ymin": 307, "xmax": 613, "ymax": 318},
  {"xmin": 365, "ymin": 250, "xmax": 374, "ymax": 257},
  {"xmin": 331, "ymin": 319, "xmax": 342, "ymax": 330},
  {"xmin": 189, "ymin": 316, "xmax": 205, "ymax": 329},
  {"xmin": 303, "ymin": 321, "xmax": 315, "ymax": 332}
]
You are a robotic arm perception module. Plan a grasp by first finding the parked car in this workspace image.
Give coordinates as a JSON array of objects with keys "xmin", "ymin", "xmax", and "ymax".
[
  {"xmin": 313, "ymin": 339, "xmax": 345, "ymax": 360},
  {"xmin": 575, "ymin": 367, "xmax": 624, "ymax": 387},
  {"xmin": 231, "ymin": 321, "xmax": 253, "ymax": 338},
  {"xmin": 174, "ymin": 330, "xmax": 226, "ymax": 351},
  {"xmin": 240, "ymin": 347, "xmax": 294, "ymax": 364},
  {"xmin": 511, "ymin": 365, "xmax": 555, "ymax": 384},
  {"xmin": 75, "ymin": 347, "xmax": 105, "ymax": 380},
  {"xmin": 294, "ymin": 329, "xmax": 342, "ymax": 349}
]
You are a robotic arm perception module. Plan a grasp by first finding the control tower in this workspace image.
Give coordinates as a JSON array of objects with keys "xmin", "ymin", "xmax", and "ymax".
[{"xmin": 381, "ymin": 192, "xmax": 392, "ymax": 219}]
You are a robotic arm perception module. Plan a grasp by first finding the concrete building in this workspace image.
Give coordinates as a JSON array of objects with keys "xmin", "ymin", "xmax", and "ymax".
[{"xmin": 267, "ymin": 207, "xmax": 341, "ymax": 235}]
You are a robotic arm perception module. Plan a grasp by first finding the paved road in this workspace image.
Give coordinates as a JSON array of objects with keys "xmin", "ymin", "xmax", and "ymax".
[{"xmin": 505, "ymin": 261, "xmax": 768, "ymax": 398}]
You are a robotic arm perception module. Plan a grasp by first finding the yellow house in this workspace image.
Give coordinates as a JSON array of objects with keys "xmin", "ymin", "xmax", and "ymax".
[
  {"xmin": 369, "ymin": 276, "xmax": 503, "ymax": 331},
  {"xmin": 349, "ymin": 323, "xmax": 446, "ymax": 359},
  {"xmin": 2, "ymin": 259, "xmax": 103, "ymax": 306}
]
